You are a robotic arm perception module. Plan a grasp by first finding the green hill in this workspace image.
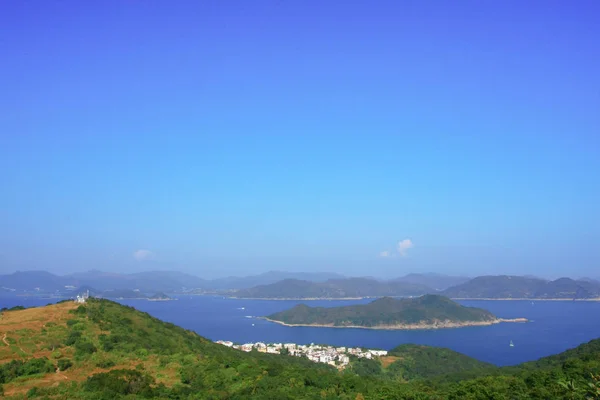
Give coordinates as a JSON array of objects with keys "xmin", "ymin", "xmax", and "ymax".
[
  {"xmin": 442, "ymin": 275, "xmax": 600, "ymax": 299},
  {"xmin": 148, "ymin": 292, "xmax": 172, "ymax": 301},
  {"xmin": 1, "ymin": 298, "xmax": 600, "ymax": 399},
  {"xmin": 266, "ymin": 295, "xmax": 499, "ymax": 328},
  {"xmin": 0, "ymin": 298, "xmax": 341, "ymax": 399},
  {"xmin": 385, "ymin": 344, "xmax": 496, "ymax": 379},
  {"xmin": 347, "ymin": 344, "xmax": 497, "ymax": 382},
  {"xmin": 233, "ymin": 277, "xmax": 433, "ymax": 299}
]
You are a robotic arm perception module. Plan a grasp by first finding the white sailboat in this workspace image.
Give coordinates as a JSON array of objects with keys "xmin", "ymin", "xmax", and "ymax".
[{"xmin": 509, "ymin": 340, "xmax": 514, "ymax": 347}]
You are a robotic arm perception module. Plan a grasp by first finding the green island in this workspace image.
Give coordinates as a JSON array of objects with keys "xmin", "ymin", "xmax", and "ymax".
[
  {"xmin": 264, "ymin": 295, "xmax": 527, "ymax": 329},
  {"xmin": 147, "ymin": 292, "xmax": 174, "ymax": 301},
  {"xmin": 0, "ymin": 298, "xmax": 598, "ymax": 399}
]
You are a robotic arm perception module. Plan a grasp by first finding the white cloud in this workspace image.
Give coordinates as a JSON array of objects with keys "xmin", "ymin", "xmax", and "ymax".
[
  {"xmin": 379, "ymin": 250, "xmax": 391, "ymax": 258},
  {"xmin": 133, "ymin": 249, "xmax": 154, "ymax": 261},
  {"xmin": 397, "ymin": 239, "xmax": 414, "ymax": 256}
]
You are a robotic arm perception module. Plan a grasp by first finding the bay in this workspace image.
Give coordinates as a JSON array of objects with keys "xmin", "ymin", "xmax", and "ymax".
[{"xmin": 2, "ymin": 295, "xmax": 599, "ymax": 366}]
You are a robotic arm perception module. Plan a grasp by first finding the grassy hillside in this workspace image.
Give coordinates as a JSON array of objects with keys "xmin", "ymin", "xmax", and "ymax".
[
  {"xmin": 0, "ymin": 299, "xmax": 346, "ymax": 399},
  {"xmin": 234, "ymin": 277, "xmax": 433, "ymax": 299},
  {"xmin": 1, "ymin": 299, "xmax": 600, "ymax": 399},
  {"xmin": 267, "ymin": 295, "xmax": 497, "ymax": 328}
]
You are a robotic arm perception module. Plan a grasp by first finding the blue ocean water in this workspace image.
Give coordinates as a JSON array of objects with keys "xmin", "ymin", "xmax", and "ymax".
[{"xmin": 2, "ymin": 295, "xmax": 599, "ymax": 366}]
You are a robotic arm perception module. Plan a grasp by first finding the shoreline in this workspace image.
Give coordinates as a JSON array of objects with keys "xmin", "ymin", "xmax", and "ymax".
[
  {"xmin": 230, "ymin": 296, "xmax": 600, "ymax": 301},
  {"xmin": 230, "ymin": 297, "xmax": 371, "ymax": 301},
  {"xmin": 452, "ymin": 298, "xmax": 600, "ymax": 301},
  {"xmin": 260, "ymin": 317, "xmax": 528, "ymax": 330}
]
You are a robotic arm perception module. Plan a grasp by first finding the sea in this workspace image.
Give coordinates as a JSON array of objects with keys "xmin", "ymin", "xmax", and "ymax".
[{"xmin": 2, "ymin": 295, "xmax": 600, "ymax": 367}]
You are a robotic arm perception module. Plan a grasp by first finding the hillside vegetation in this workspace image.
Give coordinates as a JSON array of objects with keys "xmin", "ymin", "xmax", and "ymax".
[
  {"xmin": 266, "ymin": 295, "xmax": 497, "ymax": 328},
  {"xmin": 233, "ymin": 278, "xmax": 433, "ymax": 299},
  {"xmin": 348, "ymin": 344, "xmax": 497, "ymax": 383},
  {"xmin": 0, "ymin": 299, "xmax": 599, "ymax": 399},
  {"xmin": 442, "ymin": 276, "xmax": 600, "ymax": 299}
]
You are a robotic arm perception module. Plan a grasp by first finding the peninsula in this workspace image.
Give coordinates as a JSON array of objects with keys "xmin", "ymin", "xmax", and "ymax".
[{"xmin": 264, "ymin": 295, "xmax": 527, "ymax": 330}]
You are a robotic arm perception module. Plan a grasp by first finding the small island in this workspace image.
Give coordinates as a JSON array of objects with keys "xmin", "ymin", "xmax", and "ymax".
[
  {"xmin": 263, "ymin": 295, "xmax": 527, "ymax": 330},
  {"xmin": 148, "ymin": 292, "xmax": 174, "ymax": 301}
]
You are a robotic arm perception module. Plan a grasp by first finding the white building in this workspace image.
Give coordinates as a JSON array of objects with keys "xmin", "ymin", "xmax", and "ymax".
[
  {"xmin": 241, "ymin": 344, "xmax": 253, "ymax": 352},
  {"xmin": 369, "ymin": 350, "xmax": 388, "ymax": 357},
  {"xmin": 75, "ymin": 290, "xmax": 90, "ymax": 304}
]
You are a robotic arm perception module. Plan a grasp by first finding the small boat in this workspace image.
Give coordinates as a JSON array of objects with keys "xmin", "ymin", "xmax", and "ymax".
[
  {"xmin": 509, "ymin": 340, "xmax": 514, "ymax": 347},
  {"xmin": 252, "ymin": 323, "xmax": 255, "ymax": 326}
]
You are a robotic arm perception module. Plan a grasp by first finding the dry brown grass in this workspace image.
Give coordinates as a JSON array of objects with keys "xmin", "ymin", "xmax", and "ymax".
[
  {"xmin": 0, "ymin": 302, "xmax": 78, "ymax": 362},
  {"xmin": 0, "ymin": 302, "xmax": 77, "ymax": 331},
  {"xmin": 0, "ymin": 302, "xmax": 182, "ymax": 397}
]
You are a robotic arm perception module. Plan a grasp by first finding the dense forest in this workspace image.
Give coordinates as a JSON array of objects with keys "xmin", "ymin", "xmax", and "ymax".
[{"xmin": 0, "ymin": 298, "xmax": 599, "ymax": 399}]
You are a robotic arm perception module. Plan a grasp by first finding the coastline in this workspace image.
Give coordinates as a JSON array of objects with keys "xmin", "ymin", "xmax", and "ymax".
[
  {"xmin": 451, "ymin": 298, "xmax": 600, "ymax": 301},
  {"xmin": 230, "ymin": 296, "xmax": 600, "ymax": 302},
  {"xmin": 260, "ymin": 317, "xmax": 528, "ymax": 330},
  {"xmin": 230, "ymin": 296, "xmax": 371, "ymax": 301}
]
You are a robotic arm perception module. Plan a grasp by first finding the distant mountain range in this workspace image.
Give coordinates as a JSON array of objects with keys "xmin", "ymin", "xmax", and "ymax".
[
  {"xmin": 231, "ymin": 278, "xmax": 433, "ymax": 299},
  {"xmin": 0, "ymin": 269, "xmax": 346, "ymax": 293},
  {"xmin": 0, "ymin": 270, "xmax": 205, "ymax": 293},
  {"xmin": 393, "ymin": 273, "xmax": 470, "ymax": 290},
  {"xmin": 2, "ymin": 270, "xmax": 599, "ymax": 300},
  {"xmin": 441, "ymin": 275, "xmax": 600, "ymax": 299},
  {"xmin": 204, "ymin": 271, "xmax": 346, "ymax": 290}
]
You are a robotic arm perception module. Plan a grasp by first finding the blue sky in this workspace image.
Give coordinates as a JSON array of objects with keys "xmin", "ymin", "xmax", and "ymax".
[{"xmin": 1, "ymin": 1, "xmax": 599, "ymax": 278}]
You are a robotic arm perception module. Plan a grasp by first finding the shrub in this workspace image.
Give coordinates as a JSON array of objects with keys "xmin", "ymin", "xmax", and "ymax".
[
  {"xmin": 96, "ymin": 359, "xmax": 115, "ymax": 369},
  {"xmin": 0, "ymin": 305, "xmax": 26, "ymax": 312},
  {"xmin": 136, "ymin": 348, "xmax": 149, "ymax": 358},
  {"xmin": 74, "ymin": 305, "xmax": 87, "ymax": 315},
  {"xmin": 57, "ymin": 359, "xmax": 72, "ymax": 371},
  {"xmin": 65, "ymin": 331, "xmax": 82, "ymax": 346},
  {"xmin": 75, "ymin": 341, "xmax": 97, "ymax": 356},
  {"xmin": 84, "ymin": 369, "xmax": 156, "ymax": 397},
  {"xmin": 71, "ymin": 322, "xmax": 86, "ymax": 331},
  {"xmin": 0, "ymin": 357, "xmax": 55, "ymax": 384}
]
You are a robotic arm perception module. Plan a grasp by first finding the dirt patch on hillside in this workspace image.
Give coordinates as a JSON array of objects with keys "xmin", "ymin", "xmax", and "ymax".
[{"xmin": 380, "ymin": 355, "xmax": 401, "ymax": 368}]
